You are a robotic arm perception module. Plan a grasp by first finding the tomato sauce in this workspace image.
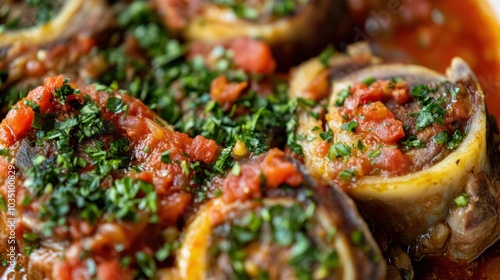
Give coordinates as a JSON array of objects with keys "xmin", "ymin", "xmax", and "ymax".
[
  {"xmin": 222, "ymin": 149, "xmax": 303, "ymax": 202},
  {"xmin": 369, "ymin": 0, "xmax": 500, "ymax": 125},
  {"xmin": 366, "ymin": 0, "xmax": 500, "ymax": 277}
]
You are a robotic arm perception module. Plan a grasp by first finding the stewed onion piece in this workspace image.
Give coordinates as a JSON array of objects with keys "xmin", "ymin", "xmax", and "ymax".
[
  {"xmin": 176, "ymin": 150, "xmax": 385, "ymax": 279},
  {"xmin": 291, "ymin": 47, "xmax": 500, "ymax": 261}
]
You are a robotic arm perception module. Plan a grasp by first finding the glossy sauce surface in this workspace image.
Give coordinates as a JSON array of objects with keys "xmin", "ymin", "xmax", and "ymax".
[
  {"xmin": 368, "ymin": 0, "xmax": 500, "ymax": 278},
  {"xmin": 369, "ymin": 0, "xmax": 500, "ymax": 124}
]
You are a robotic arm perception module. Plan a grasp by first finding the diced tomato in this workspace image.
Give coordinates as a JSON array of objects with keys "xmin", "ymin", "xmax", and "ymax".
[
  {"xmin": 0, "ymin": 157, "xmax": 9, "ymax": 181},
  {"xmin": 53, "ymin": 261, "xmax": 90, "ymax": 280},
  {"xmin": 210, "ymin": 75, "xmax": 248, "ymax": 108},
  {"xmin": 43, "ymin": 75, "xmax": 65, "ymax": 92},
  {"xmin": 230, "ymin": 38, "xmax": 276, "ymax": 74},
  {"xmin": 118, "ymin": 116, "xmax": 150, "ymax": 140},
  {"xmin": 27, "ymin": 86, "xmax": 52, "ymax": 112},
  {"xmin": 123, "ymin": 96, "xmax": 154, "ymax": 119},
  {"xmin": 157, "ymin": 192, "xmax": 192, "ymax": 225},
  {"xmin": 391, "ymin": 86, "xmax": 411, "ymax": 105},
  {"xmin": 358, "ymin": 119, "xmax": 406, "ymax": 144},
  {"xmin": 362, "ymin": 101, "xmax": 395, "ymax": 121},
  {"xmin": 358, "ymin": 102, "xmax": 405, "ymax": 144},
  {"xmin": 315, "ymin": 140, "xmax": 330, "ymax": 158},
  {"xmin": 260, "ymin": 149, "xmax": 303, "ymax": 188},
  {"xmin": 97, "ymin": 260, "xmax": 125, "ymax": 280},
  {"xmin": 132, "ymin": 171, "xmax": 154, "ymax": 183},
  {"xmin": 25, "ymin": 59, "xmax": 48, "ymax": 77},
  {"xmin": 222, "ymin": 165, "xmax": 262, "ymax": 203},
  {"xmin": 357, "ymin": 83, "xmax": 384, "ymax": 104},
  {"xmin": 155, "ymin": 0, "xmax": 202, "ymax": 30},
  {"xmin": 186, "ymin": 135, "xmax": 218, "ymax": 164},
  {"xmin": 346, "ymin": 156, "xmax": 374, "ymax": 177},
  {"xmin": 352, "ymin": 80, "xmax": 411, "ymax": 105},
  {"xmin": 53, "ymin": 261, "xmax": 74, "ymax": 280},
  {"xmin": 76, "ymin": 34, "xmax": 96, "ymax": 54},
  {"xmin": 3, "ymin": 103, "xmax": 34, "ymax": 142},
  {"xmin": 68, "ymin": 219, "xmax": 94, "ymax": 241},
  {"xmin": 222, "ymin": 149, "xmax": 303, "ymax": 202},
  {"xmin": 153, "ymin": 174, "xmax": 175, "ymax": 196},
  {"xmin": 374, "ymin": 147, "xmax": 410, "ymax": 175},
  {"xmin": 0, "ymin": 125, "xmax": 14, "ymax": 146}
]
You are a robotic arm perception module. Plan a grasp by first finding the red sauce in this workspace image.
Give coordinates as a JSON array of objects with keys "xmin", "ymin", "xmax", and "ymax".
[
  {"xmin": 222, "ymin": 148, "xmax": 303, "ymax": 202},
  {"xmin": 367, "ymin": 0, "xmax": 500, "ymax": 276},
  {"xmin": 370, "ymin": 0, "xmax": 500, "ymax": 126},
  {"xmin": 0, "ymin": 76, "xmax": 220, "ymax": 278}
]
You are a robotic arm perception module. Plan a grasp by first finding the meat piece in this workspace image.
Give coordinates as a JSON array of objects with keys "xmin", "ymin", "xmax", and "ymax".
[
  {"xmin": 175, "ymin": 151, "xmax": 386, "ymax": 280},
  {"xmin": 291, "ymin": 47, "xmax": 500, "ymax": 261},
  {"xmin": 0, "ymin": 0, "xmax": 110, "ymax": 47},
  {"xmin": 156, "ymin": 0, "xmax": 353, "ymax": 68},
  {"xmin": 0, "ymin": 75, "xmax": 218, "ymax": 278}
]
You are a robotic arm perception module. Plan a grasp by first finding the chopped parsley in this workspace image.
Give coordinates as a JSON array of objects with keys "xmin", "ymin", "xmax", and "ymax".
[
  {"xmin": 181, "ymin": 160, "xmax": 190, "ymax": 176},
  {"xmin": 318, "ymin": 45, "xmax": 334, "ymax": 67},
  {"xmin": 212, "ymin": 0, "xmax": 305, "ymax": 20},
  {"xmin": 53, "ymin": 78, "xmax": 75, "ymax": 104},
  {"xmin": 24, "ymin": 100, "xmax": 40, "ymax": 112},
  {"xmin": 414, "ymin": 102, "xmax": 446, "ymax": 131},
  {"xmin": 350, "ymin": 229, "xmax": 364, "ymax": 246},
  {"xmin": 106, "ymin": 97, "xmax": 128, "ymax": 114},
  {"xmin": 401, "ymin": 135, "xmax": 426, "ymax": 149},
  {"xmin": 357, "ymin": 140, "xmax": 365, "ymax": 151},
  {"xmin": 211, "ymin": 203, "xmax": 339, "ymax": 279},
  {"xmin": 366, "ymin": 148, "xmax": 381, "ymax": 162},
  {"xmin": 447, "ymin": 130, "xmax": 464, "ymax": 150},
  {"xmin": 27, "ymin": 0, "xmax": 57, "ymax": 25},
  {"xmin": 341, "ymin": 120, "xmax": 358, "ymax": 132},
  {"xmin": 22, "ymin": 85, "xmax": 159, "ymax": 234},
  {"xmin": 327, "ymin": 142, "xmax": 351, "ymax": 160},
  {"xmin": 431, "ymin": 131, "xmax": 449, "ymax": 145},
  {"xmin": 136, "ymin": 252, "xmax": 157, "ymax": 278},
  {"xmin": 454, "ymin": 193, "xmax": 469, "ymax": 207},
  {"xmin": 431, "ymin": 130, "xmax": 464, "ymax": 150},
  {"xmin": 450, "ymin": 85, "xmax": 462, "ymax": 99},
  {"xmin": 335, "ymin": 89, "xmax": 350, "ymax": 107},
  {"xmin": 160, "ymin": 150, "xmax": 172, "ymax": 164},
  {"xmin": 155, "ymin": 241, "xmax": 180, "ymax": 262},
  {"xmin": 231, "ymin": 162, "xmax": 242, "ymax": 176},
  {"xmin": 362, "ymin": 77, "xmax": 376, "ymax": 86},
  {"xmin": 338, "ymin": 169, "xmax": 357, "ymax": 182},
  {"xmin": 106, "ymin": 177, "xmax": 158, "ymax": 221},
  {"xmin": 89, "ymin": 2, "xmax": 304, "ymax": 176},
  {"xmin": 410, "ymin": 84, "xmax": 446, "ymax": 131},
  {"xmin": 319, "ymin": 129, "xmax": 334, "ymax": 143}
]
